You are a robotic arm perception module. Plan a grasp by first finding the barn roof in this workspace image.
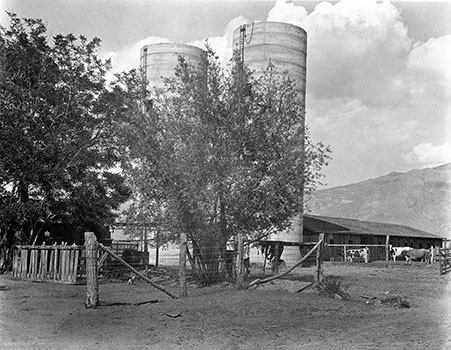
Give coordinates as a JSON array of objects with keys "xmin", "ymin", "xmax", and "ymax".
[{"xmin": 304, "ymin": 215, "xmax": 444, "ymax": 240}]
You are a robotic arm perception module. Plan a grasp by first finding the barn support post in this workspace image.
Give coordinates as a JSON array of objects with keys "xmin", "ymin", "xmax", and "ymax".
[
  {"xmin": 343, "ymin": 245, "xmax": 347, "ymax": 262},
  {"xmin": 236, "ymin": 231, "xmax": 244, "ymax": 289},
  {"xmin": 85, "ymin": 232, "xmax": 99, "ymax": 309},
  {"xmin": 385, "ymin": 235, "xmax": 390, "ymax": 266},
  {"xmin": 179, "ymin": 232, "xmax": 187, "ymax": 297}
]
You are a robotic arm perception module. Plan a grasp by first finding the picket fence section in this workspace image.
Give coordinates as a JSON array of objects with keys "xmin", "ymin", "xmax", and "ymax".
[{"xmin": 12, "ymin": 245, "xmax": 85, "ymax": 284}]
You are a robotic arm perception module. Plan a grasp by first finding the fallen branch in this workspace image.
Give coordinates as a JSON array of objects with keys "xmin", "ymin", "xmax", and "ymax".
[
  {"xmin": 98, "ymin": 243, "xmax": 178, "ymax": 299},
  {"xmin": 247, "ymin": 238, "xmax": 323, "ymax": 289},
  {"xmin": 296, "ymin": 282, "xmax": 315, "ymax": 293},
  {"xmin": 102, "ymin": 299, "xmax": 159, "ymax": 306},
  {"xmin": 134, "ymin": 299, "xmax": 159, "ymax": 306}
]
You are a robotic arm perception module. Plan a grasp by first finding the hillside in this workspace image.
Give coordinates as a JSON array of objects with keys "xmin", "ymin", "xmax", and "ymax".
[{"xmin": 307, "ymin": 163, "xmax": 451, "ymax": 239}]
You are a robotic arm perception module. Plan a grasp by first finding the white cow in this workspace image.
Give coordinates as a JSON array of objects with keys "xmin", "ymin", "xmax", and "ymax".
[
  {"xmin": 345, "ymin": 247, "xmax": 369, "ymax": 263},
  {"xmin": 389, "ymin": 246, "xmax": 411, "ymax": 263}
]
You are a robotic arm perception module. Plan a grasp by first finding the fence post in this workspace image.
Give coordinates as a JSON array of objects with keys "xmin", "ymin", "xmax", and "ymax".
[
  {"xmin": 274, "ymin": 242, "xmax": 280, "ymax": 274},
  {"xmin": 85, "ymin": 232, "xmax": 99, "ymax": 308},
  {"xmin": 236, "ymin": 231, "xmax": 244, "ymax": 289},
  {"xmin": 315, "ymin": 233, "xmax": 325, "ymax": 284},
  {"xmin": 385, "ymin": 235, "xmax": 390, "ymax": 266},
  {"xmin": 155, "ymin": 228, "xmax": 160, "ymax": 268},
  {"xmin": 179, "ymin": 232, "xmax": 187, "ymax": 297}
]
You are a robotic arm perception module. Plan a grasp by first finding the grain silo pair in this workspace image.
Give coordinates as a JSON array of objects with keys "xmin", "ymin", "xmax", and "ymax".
[{"xmin": 140, "ymin": 22, "xmax": 307, "ymax": 254}]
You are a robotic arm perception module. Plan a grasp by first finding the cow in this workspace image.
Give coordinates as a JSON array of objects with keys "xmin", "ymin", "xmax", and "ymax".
[
  {"xmin": 401, "ymin": 248, "xmax": 431, "ymax": 265},
  {"xmin": 389, "ymin": 246, "xmax": 412, "ymax": 263},
  {"xmin": 345, "ymin": 247, "xmax": 369, "ymax": 263}
]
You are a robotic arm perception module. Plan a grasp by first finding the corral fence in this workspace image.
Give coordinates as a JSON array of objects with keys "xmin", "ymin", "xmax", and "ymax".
[
  {"xmin": 11, "ymin": 240, "xmax": 151, "ymax": 284},
  {"xmin": 82, "ymin": 232, "xmax": 326, "ymax": 305},
  {"xmin": 439, "ymin": 247, "xmax": 451, "ymax": 275},
  {"xmin": 324, "ymin": 244, "xmax": 390, "ymax": 263},
  {"xmin": 12, "ymin": 244, "xmax": 85, "ymax": 284},
  {"xmin": 101, "ymin": 240, "xmax": 149, "ymax": 279}
]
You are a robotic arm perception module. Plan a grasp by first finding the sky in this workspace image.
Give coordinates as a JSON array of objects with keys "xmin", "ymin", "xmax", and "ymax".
[{"xmin": 1, "ymin": 0, "xmax": 450, "ymax": 188}]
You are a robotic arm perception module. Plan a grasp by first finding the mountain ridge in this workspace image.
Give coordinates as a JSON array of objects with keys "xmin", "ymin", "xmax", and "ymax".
[{"xmin": 307, "ymin": 163, "xmax": 451, "ymax": 239}]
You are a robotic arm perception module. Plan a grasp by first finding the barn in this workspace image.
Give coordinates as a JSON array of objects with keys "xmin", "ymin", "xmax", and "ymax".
[{"xmin": 302, "ymin": 215, "xmax": 444, "ymax": 261}]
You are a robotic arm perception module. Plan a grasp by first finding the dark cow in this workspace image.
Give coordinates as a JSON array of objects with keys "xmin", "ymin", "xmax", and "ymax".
[
  {"xmin": 243, "ymin": 257, "xmax": 251, "ymax": 278},
  {"xmin": 261, "ymin": 244, "xmax": 285, "ymax": 272},
  {"xmin": 401, "ymin": 248, "xmax": 431, "ymax": 265}
]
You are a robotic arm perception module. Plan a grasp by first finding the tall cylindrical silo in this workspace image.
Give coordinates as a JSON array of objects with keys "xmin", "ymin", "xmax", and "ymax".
[
  {"xmin": 140, "ymin": 43, "xmax": 207, "ymax": 88},
  {"xmin": 233, "ymin": 22, "xmax": 307, "ymax": 262},
  {"xmin": 232, "ymin": 21, "xmax": 307, "ymax": 105}
]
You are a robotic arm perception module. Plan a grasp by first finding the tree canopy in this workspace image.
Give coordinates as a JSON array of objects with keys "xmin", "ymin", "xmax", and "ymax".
[
  {"xmin": 121, "ymin": 46, "xmax": 332, "ymax": 276},
  {"xmin": 0, "ymin": 13, "xmax": 131, "ymax": 269}
]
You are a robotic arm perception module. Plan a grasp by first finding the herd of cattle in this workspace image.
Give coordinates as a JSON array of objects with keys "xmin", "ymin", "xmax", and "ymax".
[
  {"xmin": 389, "ymin": 246, "xmax": 434, "ymax": 264},
  {"xmin": 345, "ymin": 246, "xmax": 435, "ymax": 264}
]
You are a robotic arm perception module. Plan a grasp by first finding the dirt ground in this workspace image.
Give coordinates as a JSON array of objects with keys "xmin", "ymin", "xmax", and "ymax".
[{"xmin": 1, "ymin": 261, "xmax": 450, "ymax": 350}]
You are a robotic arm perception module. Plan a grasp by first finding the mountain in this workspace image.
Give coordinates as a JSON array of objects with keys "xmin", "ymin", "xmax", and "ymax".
[{"xmin": 307, "ymin": 163, "xmax": 451, "ymax": 239}]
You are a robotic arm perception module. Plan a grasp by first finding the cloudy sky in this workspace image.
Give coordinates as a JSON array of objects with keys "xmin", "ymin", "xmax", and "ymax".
[{"xmin": 1, "ymin": 0, "xmax": 450, "ymax": 188}]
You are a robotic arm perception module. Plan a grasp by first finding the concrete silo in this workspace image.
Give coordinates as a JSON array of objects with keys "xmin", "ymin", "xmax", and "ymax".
[
  {"xmin": 232, "ymin": 21, "xmax": 307, "ymax": 104},
  {"xmin": 233, "ymin": 22, "xmax": 307, "ymax": 265},
  {"xmin": 140, "ymin": 43, "xmax": 207, "ymax": 88}
]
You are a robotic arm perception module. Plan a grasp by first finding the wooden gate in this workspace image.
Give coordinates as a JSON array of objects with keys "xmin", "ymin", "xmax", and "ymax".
[
  {"xmin": 12, "ymin": 245, "xmax": 85, "ymax": 284},
  {"xmin": 439, "ymin": 247, "xmax": 451, "ymax": 275}
]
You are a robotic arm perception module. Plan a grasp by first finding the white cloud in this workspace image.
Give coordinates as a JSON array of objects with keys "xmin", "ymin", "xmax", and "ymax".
[
  {"xmin": 267, "ymin": 0, "xmax": 308, "ymax": 24},
  {"xmin": 406, "ymin": 35, "xmax": 451, "ymax": 101},
  {"xmin": 408, "ymin": 35, "xmax": 451, "ymax": 78},
  {"xmin": 405, "ymin": 143, "xmax": 451, "ymax": 166},
  {"xmin": 268, "ymin": 0, "xmax": 412, "ymax": 106}
]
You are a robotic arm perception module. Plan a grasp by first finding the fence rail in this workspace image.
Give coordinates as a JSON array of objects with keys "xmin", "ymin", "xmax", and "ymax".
[
  {"xmin": 324, "ymin": 243, "xmax": 389, "ymax": 263},
  {"xmin": 12, "ymin": 245, "xmax": 85, "ymax": 284},
  {"xmin": 439, "ymin": 248, "xmax": 451, "ymax": 275}
]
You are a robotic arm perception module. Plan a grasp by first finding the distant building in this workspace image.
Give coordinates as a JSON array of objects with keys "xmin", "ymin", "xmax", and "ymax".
[{"xmin": 302, "ymin": 215, "xmax": 444, "ymax": 261}]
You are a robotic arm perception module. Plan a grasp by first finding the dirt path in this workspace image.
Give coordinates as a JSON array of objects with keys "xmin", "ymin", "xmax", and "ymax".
[{"xmin": 1, "ymin": 262, "xmax": 450, "ymax": 349}]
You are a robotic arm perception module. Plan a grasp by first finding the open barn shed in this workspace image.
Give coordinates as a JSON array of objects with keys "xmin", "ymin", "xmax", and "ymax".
[{"xmin": 302, "ymin": 215, "xmax": 444, "ymax": 261}]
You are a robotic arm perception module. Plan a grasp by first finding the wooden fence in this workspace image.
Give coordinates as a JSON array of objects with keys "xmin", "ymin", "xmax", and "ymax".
[
  {"xmin": 325, "ymin": 243, "xmax": 390, "ymax": 263},
  {"xmin": 248, "ymin": 233, "xmax": 325, "ymax": 289},
  {"xmin": 12, "ymin": 245, "xmax": 85, "ymax": 284},
  {"xmin": 439, "ymin": 247, "xmax": 451, "ymax": 275}
]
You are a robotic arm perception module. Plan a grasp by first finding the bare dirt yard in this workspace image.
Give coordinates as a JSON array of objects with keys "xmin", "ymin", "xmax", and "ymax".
[{"xmin": 1, "ymin": 261, "xmax": 450, "ymax": 350}]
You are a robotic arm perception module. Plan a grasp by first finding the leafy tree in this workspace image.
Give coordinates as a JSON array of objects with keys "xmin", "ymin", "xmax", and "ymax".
[
  {"xmin": 304, "ymin": 125, "xmax": 332, "ymax": 207},
  {"xmin": 122, "ymin": 46, "xmax": 332, "ymax": 283},
  {"xmin": 0, "ymin": 13, "xmax": 131, "ymax": 270}
]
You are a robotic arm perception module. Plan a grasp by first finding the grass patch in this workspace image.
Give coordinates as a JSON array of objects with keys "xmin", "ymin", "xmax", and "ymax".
[
  {"xmin": 380, "ymin": 295, "xmax": 410, "ymax": 308},
  {"xmin": 316, "ymin": 277, "xmax": 349, "ymax": 299}
]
